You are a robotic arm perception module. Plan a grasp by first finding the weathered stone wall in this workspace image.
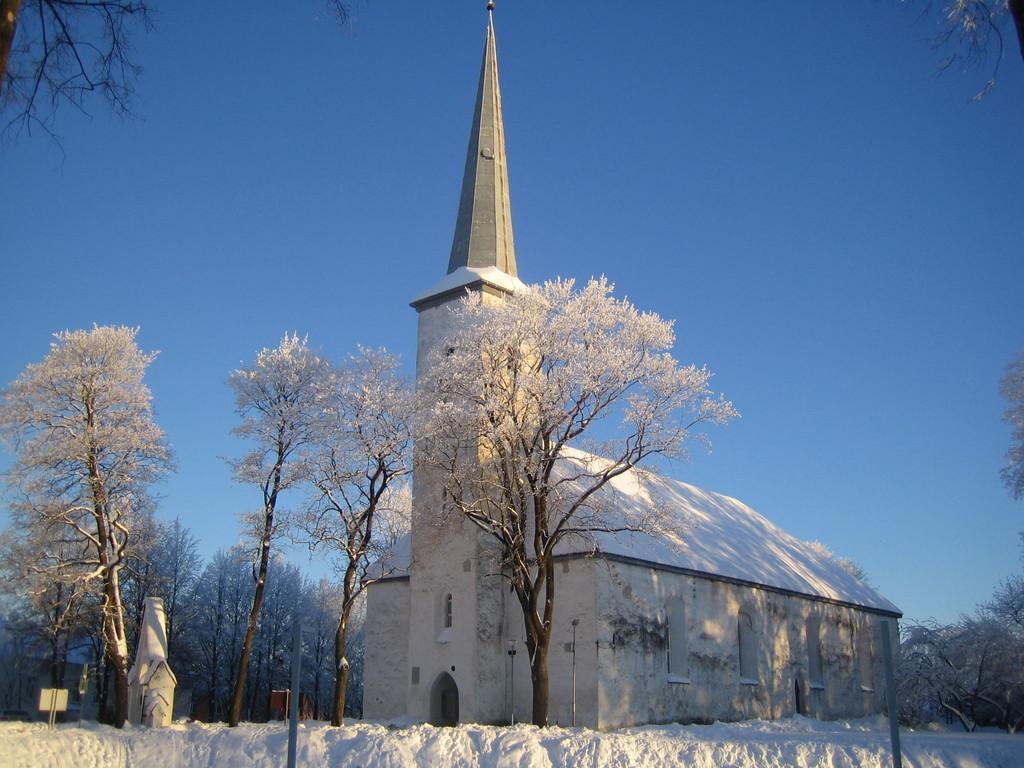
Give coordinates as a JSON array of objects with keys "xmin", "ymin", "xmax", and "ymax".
[
  {"xmin": 363, "ymin": 577, "xmax": 411, "ymax": 719},
  {"xmin": 592, "ymin": 558, "xmax": 897, "ymax": 729}
]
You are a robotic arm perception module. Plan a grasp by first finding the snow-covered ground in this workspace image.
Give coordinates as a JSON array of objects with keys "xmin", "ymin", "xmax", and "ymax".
[{"xmin": 2, "ymin": 715, "xmax": 1022, "ymax": 768}]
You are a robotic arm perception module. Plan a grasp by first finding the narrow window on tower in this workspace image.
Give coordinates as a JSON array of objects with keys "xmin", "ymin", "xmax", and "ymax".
[{"xmin": 436, "ymin": 592, "xmax": 454, "ymax": 643}]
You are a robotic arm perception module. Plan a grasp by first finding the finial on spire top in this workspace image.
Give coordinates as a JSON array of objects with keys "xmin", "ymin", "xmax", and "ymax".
[{"xmin": 487, "ymin": 1, "xmax": 495, "ymax": 11}]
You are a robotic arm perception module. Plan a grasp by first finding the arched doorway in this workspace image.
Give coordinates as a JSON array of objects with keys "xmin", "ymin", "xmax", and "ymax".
[{"xmin": 429, "ymin": 672, "xmax": 459, "ymax": 726}]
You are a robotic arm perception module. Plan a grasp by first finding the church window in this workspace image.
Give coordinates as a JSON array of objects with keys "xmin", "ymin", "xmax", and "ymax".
[
  {"xmin": 807, "ymin": 617, "xmax": 824, "ymax": 689},
  {"xmin": 738, "ymin": 610, "xmax": 758, "ymax": 684},
  {"xmin": 666, "ymin": 600, "xmax": 689, "ymax": 681},
  {"xmin": 857, "ymin": 625, "xmax": 875, "ymax": 692},
  {"xmin": 435, "ymin": 592, "xmax": 454, "ymax": 642}
]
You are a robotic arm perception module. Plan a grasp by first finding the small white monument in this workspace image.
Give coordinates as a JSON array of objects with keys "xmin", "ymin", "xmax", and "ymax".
[{"xmin": 127, "ymin": 596, "xmax": 177, "ymax": 727}]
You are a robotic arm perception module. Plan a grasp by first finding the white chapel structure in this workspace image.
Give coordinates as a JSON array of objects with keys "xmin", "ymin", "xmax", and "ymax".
[
  {"xmin": 363, "ymin": 7, "xmax": 901, "ymax": 729},
  {"xmin": 127, "ymin": 596, "xmax": 176, "ymax": 727}
]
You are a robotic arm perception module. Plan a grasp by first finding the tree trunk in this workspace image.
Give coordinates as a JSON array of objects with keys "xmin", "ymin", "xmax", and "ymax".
[
  {"xmin": 228, "ymin": 522, "xmax": 273, "ymax": 727},
  {"xmin": 86, "ymin": 431, "xmax": 131, "ymax": 729},
  {"xmin": 529, "ymin": 639, "xmax": 550, "ymax": 726},
  {"xmin": 102, "ymin": 571, "xmax": 130, "ymax": 727},
  {"xmin": 332, "ymin": 565, "xmax": 357, "ymax": 726},
  {"xmin": 0, "ymin": 0, "xmax": 21, "ymax": 95},
  {"xmin": 332, "ymin": 618, "xmax": 350, "ymax": 726},
  {"xmin": 228, "ymin": 565, "xmax": 268, "ymax": 725}
]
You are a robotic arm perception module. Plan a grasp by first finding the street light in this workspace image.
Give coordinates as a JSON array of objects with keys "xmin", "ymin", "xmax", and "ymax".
[
  {"xmin": 507, "ymin": 640, "xmax": 517, "ymax": 725},
  {"xmin": 570, "ymin": 619, "xmax": 579, "ymax": 727}
]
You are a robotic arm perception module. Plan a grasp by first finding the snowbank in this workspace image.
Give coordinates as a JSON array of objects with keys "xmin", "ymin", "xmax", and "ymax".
[{"xmin": 3, "ymin": 716, "xmax": 1022, "ymax": 768}]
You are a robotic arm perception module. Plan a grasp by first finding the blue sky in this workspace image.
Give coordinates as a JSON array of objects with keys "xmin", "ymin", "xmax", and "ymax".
[{"xmin": 2, "ymin": 1, "xmax": 1021, "ymax": 624}]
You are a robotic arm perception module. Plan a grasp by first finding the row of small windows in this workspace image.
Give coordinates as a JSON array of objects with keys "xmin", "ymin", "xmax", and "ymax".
[
  {"xmin": 665, "ymin": 603, "xmax": 873, "ymax": 689},
  {"xmin": 435, "ymin": 588, "xmax": 875, "ymax": 689}
]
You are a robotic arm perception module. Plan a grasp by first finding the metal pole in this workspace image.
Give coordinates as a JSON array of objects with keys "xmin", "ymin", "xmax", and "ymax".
[
  {"xmin": 511, "ymin": 650, "xmax": 515, "ymax": 725},
  {"xmin": 571, "ymin": 619, "xmax": 578, "ymax": 727},
  {"xmin": 880, "ymin": 620, "xmax": 903, "ymax": 768},
  {"xmin": 507, "ymin": 643, "xmax": 516, "ymax": 726},
  {"xmin": 287, "ymin": 618, "xmax": 302, "ymax": 768}
]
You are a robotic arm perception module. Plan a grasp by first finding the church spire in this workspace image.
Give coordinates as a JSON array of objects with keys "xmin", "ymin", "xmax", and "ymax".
[{"xmin": 446, "ymin": 4, "xmax": 517, "ymax": 277}]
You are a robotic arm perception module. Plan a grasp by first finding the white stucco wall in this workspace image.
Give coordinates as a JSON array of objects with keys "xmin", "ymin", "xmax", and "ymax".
[
  {"xmin": 592, "ymin": 558, "xmax": 898, "ymax": 729},
  {"xmin": 363, "ymin": 577, "xmax": 411, "ymax": 720}
]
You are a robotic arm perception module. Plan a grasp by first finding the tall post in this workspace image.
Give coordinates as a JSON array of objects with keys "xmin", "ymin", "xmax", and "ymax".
[
  {"xmin": 287, "ymin": 618, "xmax": 302, "ymax": 768},
  {"xmin": 880, "ymin": 620, "xmax": 903, "ymax": 768},
  {"xmin": 570, "ymin": 619, "xmax": 579, "ymax": 727},
  {"xmin": 507, "ymin": 641, "xmax": 517, "ymax": 725},
  {"xmin": 78, "ymin": 664, "xmax": 89, "ymax": 725}
]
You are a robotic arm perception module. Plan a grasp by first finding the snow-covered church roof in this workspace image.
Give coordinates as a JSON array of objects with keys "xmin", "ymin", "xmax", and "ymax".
[
  {"xmin": 377, "ymin": 449, "xmax": 899, "ymax": 616},
  {"xmin": 551, "ymin": 449, "xmax": 900, "ymax": 615}
]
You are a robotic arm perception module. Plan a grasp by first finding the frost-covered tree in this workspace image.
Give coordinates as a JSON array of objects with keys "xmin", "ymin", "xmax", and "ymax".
[
  {"xmin": 985, "ymin": 569, "xmax": 1024, "ymax": 631},
  {"xmin": 1000, "ymin": 353, "xmax": 1024, "ymax": 500},
  {"xmin": 304, "ymin": 578, "xmax": 342, "ymax": 720},
  {"xmin": 297, "ymin": 347, "xmax": 412, "ymax": 725},
  {"xmin": 0, "ymin": 518, "xmax": 99, "ymax": 689},
  {"xmin": 154, "ymin": 517, "xmax": 202, "ymax": 659},
  {"xmin": 226, "ymin": 333, "xmax": 331, "ymax": 726},
  {"xmin": 418, "ymin": 277, "xmax": 737, "ymax": 725},
  {"xmin": 805, "ymin": 540, "xmax": 874, "ymax": 586},
  {"xmin": 245, "ymin": 558, "xmax": 305, "ymax": 721},
  {"xmin": 120, "ymin": 515, "xmax": 202, "ymax": 687},
  {"xmin": 900, "ymin": 616, "xmax": 1024, "ymax": 732},
  {"xmin": 192, "ymin": 547, "xmax": 251, "ymax": 721},
  {"xmin": 0, "ymin": 326, "xmax": 172, "ymax": 727}
]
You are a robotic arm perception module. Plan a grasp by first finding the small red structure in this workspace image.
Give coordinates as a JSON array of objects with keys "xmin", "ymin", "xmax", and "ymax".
[{"xmin": 269, "ymin": 690, "xmax": 314, "ymax": 721}]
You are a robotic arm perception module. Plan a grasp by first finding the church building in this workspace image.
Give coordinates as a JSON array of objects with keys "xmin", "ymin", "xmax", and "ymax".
[{"xmin": 363, "ymin": 8, "xmax": 901, "ymax": 729}]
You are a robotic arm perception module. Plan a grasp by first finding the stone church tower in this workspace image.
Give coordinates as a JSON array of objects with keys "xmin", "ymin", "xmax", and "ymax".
[{"xmin": 402, "ymin": 7, "xmax": 524, "ymax": 725}]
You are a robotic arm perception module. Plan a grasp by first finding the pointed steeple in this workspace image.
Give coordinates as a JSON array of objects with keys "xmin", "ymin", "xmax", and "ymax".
[
  {"xmin": 447, "ymin": 7, "xmax": 517, "ymax": 277},
  {"xmin": 410, "ymin": 4, "xmax": 524, "ymax": 310}
]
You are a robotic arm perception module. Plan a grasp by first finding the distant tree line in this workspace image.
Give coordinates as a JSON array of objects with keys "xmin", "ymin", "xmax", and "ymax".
[{"xmin": 0, "ymin": 515, "xmax": 369, "ymax": 724}]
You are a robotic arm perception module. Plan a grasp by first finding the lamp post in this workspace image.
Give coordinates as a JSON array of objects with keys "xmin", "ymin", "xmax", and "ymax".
[
  {"xmin": 570, "ymin": 619, "xmax": 579, "ymax": 727},
  {"xmin": 507, "ymin": 640, "xmax": 517, "ymax": 725}
]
